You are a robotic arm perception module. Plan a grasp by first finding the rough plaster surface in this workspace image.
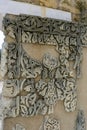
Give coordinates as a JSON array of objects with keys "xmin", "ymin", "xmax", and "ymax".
[{"xmin": 3, "ymin": 46, "xmax": 87, "ymax": 130}]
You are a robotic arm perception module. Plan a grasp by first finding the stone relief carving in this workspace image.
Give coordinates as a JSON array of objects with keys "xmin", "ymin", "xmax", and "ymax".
[
  {"xmin": 1, "ymin": 14, "xmax": 87, "ymax": 118},
  {"xmin": 75, "ymin": 110, "xmax": 86, "ymax": 130},
  {"xmin": 40, "ymin": 116, "xmax": 60, "ymax": 130},
  {"xmin": 12, "ymin": 124, "xmax": 25, "ymax": 130},
  {"xmin": 1, "ymin": 42, "xmax": 21, "ymax": 79}
]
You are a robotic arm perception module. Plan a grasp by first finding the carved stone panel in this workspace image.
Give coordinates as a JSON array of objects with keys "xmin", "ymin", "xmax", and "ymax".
[{"xmin": 2, "ymin": 14, "xmax": 87, "ymax": 119}]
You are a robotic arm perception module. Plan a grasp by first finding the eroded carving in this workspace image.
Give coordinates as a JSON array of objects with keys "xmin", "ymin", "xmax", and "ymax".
[
  {"xmin": 1, "ymin": 42, "xmax": 8, "ymax": 78},
  {"xmin": 7, "ymin": 43, "xmax": 20, "ymax": 79},
  {"xmin": 40, "ymin": 116, "xmax": 60, "ymax": 130},
  {"xmin": 1, "ymin": 42, "xmax": 21, "ymax": 79},
  {"xmin": 12, "ymin": 124, "xmax": 25, "ymax": 130},
  {"xmin": 76, "ymin": 110, "xmax": 86, "ymax": 130},
  {"xmin": 2, "ymin": 79, "xmax": 19, "ymax": 97}
]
